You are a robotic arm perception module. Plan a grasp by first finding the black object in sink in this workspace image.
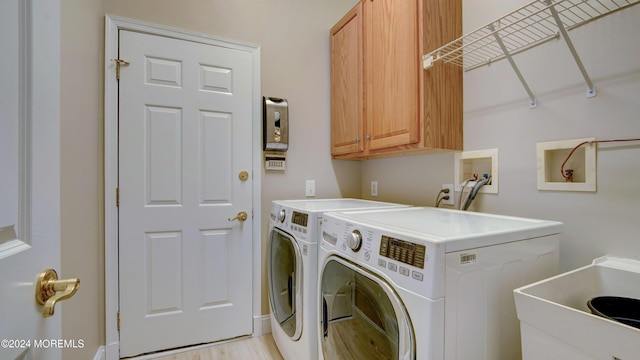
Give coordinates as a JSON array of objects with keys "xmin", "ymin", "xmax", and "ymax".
[{"xmin": 587, "ymin": 296, "xmax": 640, "ymax": 329}]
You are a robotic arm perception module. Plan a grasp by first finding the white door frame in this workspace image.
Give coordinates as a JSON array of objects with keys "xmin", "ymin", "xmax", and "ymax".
[{"xmin": 104, "ymin": 15, "xmax": 262, "ymax": 359}]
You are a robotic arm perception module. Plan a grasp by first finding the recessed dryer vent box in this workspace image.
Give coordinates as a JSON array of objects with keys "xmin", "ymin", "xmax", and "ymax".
[
  {"xmin": 454, "ymin": 149, "xmax": 498, "ymax": 194},
  {"xmin": 536, "ymin": 138, "xmax": 596, "ymax": 192}
]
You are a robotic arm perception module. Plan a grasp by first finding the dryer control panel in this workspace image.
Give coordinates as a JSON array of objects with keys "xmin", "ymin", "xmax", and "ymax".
[
  {"xmin": 291, "ymin": 211, "xmax": 308, "ymax": 227},
  {"xmin": 270, "ymin": 203, "xmax": 313, "ymax": 243}
]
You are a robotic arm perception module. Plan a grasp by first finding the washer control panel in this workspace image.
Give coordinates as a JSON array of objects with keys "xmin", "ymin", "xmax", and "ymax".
[
  {"xmin": 321, "ymin": 214, "xmax": 444, "ymax": 299},
  {"xmin": 379, "ymin": 236, "xmax": 426, "ymax": 269}
]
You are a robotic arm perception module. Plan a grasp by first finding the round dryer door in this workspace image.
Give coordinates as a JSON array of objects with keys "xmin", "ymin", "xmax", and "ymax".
[
  {"xmin": 267, "ymin": 228, "xmax": 303, "ymax": 340},
  {"xmin": 319, "ymin": 256, "xmax": 414, "ymax": 360}
]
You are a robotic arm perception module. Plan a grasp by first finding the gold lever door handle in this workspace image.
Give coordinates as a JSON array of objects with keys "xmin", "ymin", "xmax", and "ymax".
[
  {"xmin": 228, "ymin": 211, "xmax": 248, "ymax": 222},
  {"xmin": 35, "ymin": 269, "xmax": 80, "ymax": 318}
]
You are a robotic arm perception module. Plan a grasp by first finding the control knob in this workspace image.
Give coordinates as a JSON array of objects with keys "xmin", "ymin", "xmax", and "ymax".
[
  {"xmin": 277, "ymin": 209, "xmax": 286, "ymax": 223},
  {"xmin": 347, "ymin": 230, "xmax": 363, "ymax": 252}
]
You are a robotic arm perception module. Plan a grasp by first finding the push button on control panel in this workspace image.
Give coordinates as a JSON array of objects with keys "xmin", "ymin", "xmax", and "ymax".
[
  {"xmin": 399, "ymin": 267, "xmax": 410, "ymax": 277},
  {"xmin": 412, "ymin": 271, "xmax": 424, "ymax": 281}
]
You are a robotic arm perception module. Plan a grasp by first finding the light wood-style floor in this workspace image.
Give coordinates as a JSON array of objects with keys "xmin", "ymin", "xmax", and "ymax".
[{"xmin": 131, "ymin": 335, "xmax": 284, "ymax": 360}]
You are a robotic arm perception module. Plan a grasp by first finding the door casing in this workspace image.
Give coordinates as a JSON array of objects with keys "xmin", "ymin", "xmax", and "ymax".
[{"xmin": 103, "ymin": 15, "xmax": 262, "ymax": 360}]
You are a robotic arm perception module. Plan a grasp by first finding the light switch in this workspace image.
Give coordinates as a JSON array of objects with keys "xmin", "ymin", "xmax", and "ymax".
[{"xmin": 305, "ymin": 180, "xmax": 315, "ymax": 197}]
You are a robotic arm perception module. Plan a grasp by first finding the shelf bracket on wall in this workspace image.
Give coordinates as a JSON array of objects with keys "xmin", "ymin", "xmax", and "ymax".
[
  {"xmin": 543, "ymin": 0, "xmax": 596, "ymax": 98},
  {"xmin": 423, "ymin": 0, "xmax": 640, "ymax": 108},
  {"xmin": 488, "ymin": 23, "xmax": 537, "ymax": 109}
]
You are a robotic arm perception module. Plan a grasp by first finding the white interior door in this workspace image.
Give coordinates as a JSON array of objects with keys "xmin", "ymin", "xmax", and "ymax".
[
  {"xmin": 118, "ymin": 30, "xmax": 254, "ymax": 357},
  {"xmin": 0, "ymin": 1, "xmax": 63, "ymax": 359}
]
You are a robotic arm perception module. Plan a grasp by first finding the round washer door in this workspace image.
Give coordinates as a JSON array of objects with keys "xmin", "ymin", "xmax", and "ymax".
[
  {"xmin": 319, "ymin": 256, "xmax": 414, "ymax": 360},
  {"xmin": 267, "ymin": 227, "xmax": 303, "ymax": 340}
]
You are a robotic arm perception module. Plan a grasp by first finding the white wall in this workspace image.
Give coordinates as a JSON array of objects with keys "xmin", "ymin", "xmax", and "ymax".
[
  {"xmin": 362, "ymin": 2, "xmax": 640, "ymax": 272},
  {"xmin": 60, "ymin": 1, "xmax": 104, "ymax": 360}
]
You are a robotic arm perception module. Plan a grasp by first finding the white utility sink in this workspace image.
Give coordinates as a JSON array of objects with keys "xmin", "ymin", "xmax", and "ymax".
[{"xmin": 514, "ymin": 256, "xmax": 640, "ymax": 360}]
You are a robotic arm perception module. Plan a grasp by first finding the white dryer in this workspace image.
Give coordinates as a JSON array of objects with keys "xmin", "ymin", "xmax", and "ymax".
[
  {"xmin": 318, "ymin": 207, "xmax": 563, "ymax": 360},
  {"xmin": 268, "ymin": 199, "xmax": 410, "ymax": 360}
]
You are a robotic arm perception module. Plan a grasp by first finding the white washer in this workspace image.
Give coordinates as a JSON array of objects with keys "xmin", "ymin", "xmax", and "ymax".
[
  {"xmin": 318, "ymin": 207, "xmax": 563, "ymax": 360},
  {"xmin": 268, "ymin": 199, "xmax": 410, "ymax": 360}
]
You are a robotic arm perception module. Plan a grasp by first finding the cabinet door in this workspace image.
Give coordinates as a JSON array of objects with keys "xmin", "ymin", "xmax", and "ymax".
[
  {"xmin": 330, "ymin": 3, "xmax": 363, "ymax": 156},
  {"xmin": 364, "ymin": 0, "xmax": 420, "ymax": 151}
]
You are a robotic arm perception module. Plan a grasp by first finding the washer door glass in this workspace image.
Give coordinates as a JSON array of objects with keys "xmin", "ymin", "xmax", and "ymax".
[
  {"xmin": 268, "ymin": 228, "xmax": 302, "ymax": 339},
  {"xmin": 320, "ymin": 257, "xmax": 414, "ymax": 360}
]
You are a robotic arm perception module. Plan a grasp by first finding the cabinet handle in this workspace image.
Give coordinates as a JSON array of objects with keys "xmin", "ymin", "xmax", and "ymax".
[
  {"xmin": 356, "ymin": 137, "xmax": 360, "ymax": 143},
  {"xmin": 366, "ymin": 135, "xmax": 371, "ymax": 141}
]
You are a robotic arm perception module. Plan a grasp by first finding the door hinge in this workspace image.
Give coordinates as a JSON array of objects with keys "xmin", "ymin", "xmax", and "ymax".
[
  {"xmin": 116, "ymin": 187, "xmax": 120, "ymax": 207},
  {"xmin": 112, "ymin": 59, "xmax": 130, "ymax": 80},
  {"xmin": 117, "ymin": 311, "xmax": 121, "ymax": 331}
]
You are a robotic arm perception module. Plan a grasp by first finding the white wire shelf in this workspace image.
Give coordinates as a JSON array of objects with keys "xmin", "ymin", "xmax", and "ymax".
[{"xmin": 423, "ymin": 0, "xmax": 640, "ymax": 107}]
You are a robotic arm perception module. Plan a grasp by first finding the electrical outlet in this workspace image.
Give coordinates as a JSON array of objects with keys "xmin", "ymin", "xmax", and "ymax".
[
  {"xmin": 371, "ymin": 181, "xmax": 378, "ymax": 197},
  {"xmin": 305, "ymin": 180, "xmax": 315, "ymax": 197},
  {"xmin": 441, "ymin": 184, "xmax": 454, "ymax": 205}
]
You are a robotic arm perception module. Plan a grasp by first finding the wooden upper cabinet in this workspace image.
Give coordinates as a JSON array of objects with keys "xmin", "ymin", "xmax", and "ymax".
[
  {"xmin": 330, "ymin": 0, "xmax": 462, "ymax": 159},
  {"xmin": 422, "ymin": 0, "xmax": 463, "ymax": 153},
  {"xmin": 330, "ymin": 3, "xmax": 363, "ymax": 156},
  {"xmin": 364, "ymin": 0, "xmax": 420, "ymax": 151}
]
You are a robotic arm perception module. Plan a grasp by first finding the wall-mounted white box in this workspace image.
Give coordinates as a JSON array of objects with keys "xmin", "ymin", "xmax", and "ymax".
[
  {"xmin": 536, "ymin": 138, "xmax": 596, "ymax": 192},
  {"xmin": 454, "ymin": 148, "xmax": 498, "ymax": 194}
]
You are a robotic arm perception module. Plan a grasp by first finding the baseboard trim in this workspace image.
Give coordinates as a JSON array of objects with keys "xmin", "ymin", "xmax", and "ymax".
[
  {"xmin": 105, "ymin": 341, "xmax": 119, "ymax": 360},
  {"xmin": 93, "ymin": 346, "xmax": 106, "ymax": 360},
  {"xmin": 253, "ymin": 314, "xmax": 271, "ymax": 336}
]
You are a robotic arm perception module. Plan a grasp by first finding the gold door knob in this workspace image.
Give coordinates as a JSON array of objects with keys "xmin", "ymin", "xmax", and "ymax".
[
  {"xmin": 228, "ymin": 211, "xmax": 248, "ymax": 222},
  {"xmin": 35, "ymin": 269, "xmax": 80, "ymax": 318}
]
